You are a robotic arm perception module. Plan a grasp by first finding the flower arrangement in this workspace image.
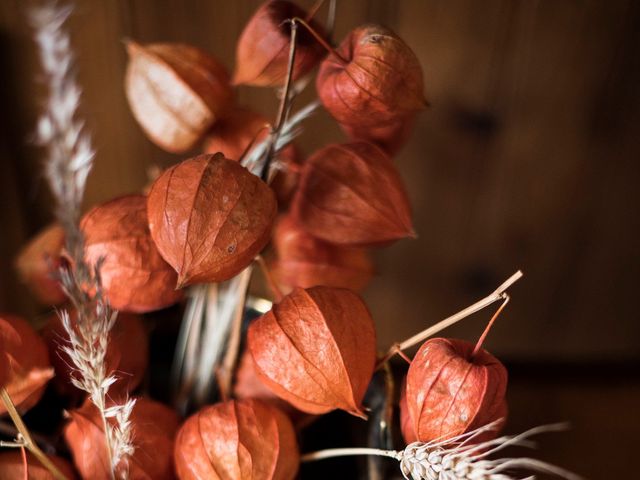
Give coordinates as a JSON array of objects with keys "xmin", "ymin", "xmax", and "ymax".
[{"xmin": 0, "ymin": 1, "xmax": 583, "ymax": 479}]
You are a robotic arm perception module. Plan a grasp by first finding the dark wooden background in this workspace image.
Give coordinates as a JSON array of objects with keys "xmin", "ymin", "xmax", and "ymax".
[{"xmin": 1, "ymin": 1, "xmax": 639, "ymax": 478}]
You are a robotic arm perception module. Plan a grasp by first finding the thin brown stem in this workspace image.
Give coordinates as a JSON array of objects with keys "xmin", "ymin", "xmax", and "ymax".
[
  {"xmin": 20, "ymin": 445, "xmax": 28, "ymax": 480},
  {"xmin": 291, "ymin": 17, "xmax": 348, "ymax": 64},
  {"xmin": 1, "ymin": 389, "xmax": 69, "ymax": 480},
  {"xmin": 256, "ymin": 255, "xmax": 284, "ymax": 302},
  {"xmin": 326, "ymin": 0, "xmax": 337, "ymax": 39},
  {"xmin": 376, "ymin": 270, "xmax": 523, "ymax": 368},
  {"xmin": 237, "ymin": 123, "xmax": 272, "ymax": 164},
  {"xmin": 305, "ymin": 0, "xmax": 326, "ymax": 20},
  {"xmin": 472, "ymin": 294, "xmax": 510, "ymax": 359}
]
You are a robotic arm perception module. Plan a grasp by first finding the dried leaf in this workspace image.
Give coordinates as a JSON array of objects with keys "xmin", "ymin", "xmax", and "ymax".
[
  {"xmin": 233, "ymin": 1, "xmax": 327, "ymax": 87},
  {"xmin": 174, "ymin": 399, "xmax": 299, "ymax": 480},
  {"xmin": 0, "ymin": 451, "xmax": 77, "ymax": 480},
  {"xmin": 340, "ymin": 112, "xmax": 417, "ymax": 156},
  {"xmin": 247, "ymin": 286, "xmax": 376, "ymax": 418},
  {"xmin": 0, "ymin": 314, "xmax": 53, "ymax": 415},
  {"xmin": 43, "ymin": 311, "xmax": 148, "ymax": 399},
  {"xmin": 405, "ymin": 338, "xmax": 508, "ymax": 443},
  {"xmin": 270, "ymin": 215, "xmax": 374, "ymax": 293},
  {"xmin": 291, "ymin": 141, "xmax": 414, "ymax": 246},
  {"xmin": 147, "ymin": 153, "xmax": 277, "ymax": 286},
  {"xmin": 317, "ymin": 25, "xmax": 426, "ymax": 128},
  {"xmin": 64, "ymin": 397, "xmax": 179, "ymax": 480},
  {"xmin": 81, "ymin": 194, "xmax": 183, "ymax": 313},
  {"xmin": 14, "ymin": 223, "xmax": 66, "ymax": 305},
  {"xmin": 125, "ymin": 41, "xmax": 234, "ymax": 153}
]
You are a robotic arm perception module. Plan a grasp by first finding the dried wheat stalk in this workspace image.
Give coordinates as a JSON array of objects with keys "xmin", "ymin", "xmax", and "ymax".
[{"xmin": 30, "ymin": 3, "xmax": 134, "ymax": 478}]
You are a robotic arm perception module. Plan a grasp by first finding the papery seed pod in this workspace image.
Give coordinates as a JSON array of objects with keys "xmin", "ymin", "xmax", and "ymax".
[
  {"xmin": 202, "ymin": 107, "xmax": 301, "ymax": 207},
  {"xmin": 317, "ymin": 24, "xmax": 426, "ymax": 128},
  {"xmin": 247, "ymin": 286, "xmax": 376, "ymax": 418},
  {"xmin": 0, "ymin": 314, "xmax": 53, "ymax": 415},
  {"xmin": 405, "ymin": 338, "xmax": 508, "ymax": 443},
  {"xmin": 147, "ymin": 153, "xmax": 277, "ymax": 286},
  {"xmin": 291, "ymin": 141, "xmax": 414, "ymax": 246},
  {"xmin": 125, "ymin": 41, "xmax": 234, "ymax": 153},
  {"xmin": 81, "ymin": 194, "xmax": 183, "ymax": 313},
  {"xmin": 270, "ymin": 215, "xmax": 374, "ymax": 293},
  {"xmin": 0, "ymin": 451, "xmax": 77, "ymax": 480},
  {"xmin": 43, "ymin": 311, "xmax": 148, "ymax": 399},
  {"xmin": 340, "ymin": 113, "xmax": 417, "ymax": 156},
  {"xmin": 174, "ymin": 399, "xmax": 299, "ymax": 480},
  {"xmin": 233, "ymin": 1, "xmax": 327, "ymax": 87},
  {"xmin": 14, "ymin": 223, "xmax": 66, "ymax": 305},
  {"xmin": 64, "ymin": 397, "xmax": 179, "ymax": 480}
]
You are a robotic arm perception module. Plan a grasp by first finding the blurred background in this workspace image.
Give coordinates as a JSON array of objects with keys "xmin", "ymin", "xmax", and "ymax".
[{"xmin": 0, "ymin": 0, "xmax": 638, "ymax": 478}]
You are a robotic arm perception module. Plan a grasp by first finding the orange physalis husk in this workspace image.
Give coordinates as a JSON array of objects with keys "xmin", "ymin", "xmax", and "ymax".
[
  {"xmin": 316, "ymin": 24, "xmax": 426, "ymax": 128},
  {"xmin": 233, "ymin": 0, "xmax": 327, "ymax": 87},
  {"xmin": 291, "ymin": 141, "xmax": 414, "ymax": 246},
  {"xmin": 14, "ymin": 223, "xmax": 66, "ymax": 306},
  {"xmin": 270, "ymin": 215, "xmax": 374, "ymax": 293},
  {"xmin": 0, "ymin": 451, "xmax": 77, "ymax": 480},
  {"xmin": 147, "ymin": 153, "xmax": 278, "ymax": 286},
  {"xmin": 81, "ymin": 194, "xmax": 183, "ymax": 313},
  {"xmin": 405, "ymin": 338, "xmax": 508, "ymax": 443},
  {"xmin": 340, "ymin": 112, "xmax": 418, "ymax": 156},
  {"xmin": 43, "ymin": 311, "xmax": 148, "ymax": 399},
  {"xmin": 125, "ymin": 41, "xmax": 234, "ymax": 153},
  {"xmin": 174, "ymin": 398, "xmax": 299, "ymax": 480},
  {"xmin": 64, "ymin": 397, "xmax": 179, "ymax": 480},
  {"xmin": 0, "ymin": 313, "xmax": 53, "ymax": 415},
  {"xmin": 247, "ymin": 286, "xmax": 377, "ymax": 418}
]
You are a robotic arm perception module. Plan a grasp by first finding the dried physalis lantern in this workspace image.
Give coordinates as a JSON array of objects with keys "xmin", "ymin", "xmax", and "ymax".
[
  {"xmin": 270, "ymin": 215, "xmax": 374, "ymax": 293},
  {"xmin": 65, "ymin": 397, "xmax": 179, "ymax": 480},
  {"xmin": 233, "ymin": 0, "xmax": 327, "ymax": 87},
  {"xmin": 0, "ymin": 314, "xmax": 53, "ymax": 415},
  {"xmin": 291, "ymin": 141, "xmax": 414, "ymax": 246},
  {"xmin": 43, "ymin": 311, "xmax": 148, "ymax": 399},
  {"xmin": 247, "ymin": 286, "xmax": 376, "ymax": 418},
  {"xmin": 0, "ymin": 451, "xmax": 76, "ymax": 480},
  {"xmin": 14, "ymin": 223, "xmax": 66, "ymax": 305},
  {"xmin": 340, "ymin": 113, "xmax": 417, "ymax": 156},
  {"xmin": 81, "ymin": 194, "xmax": 182, "ymax": 313},
  {"xmin": 317, "ymin": 25, "xmax": 426, "ymax": 128},
  {"xmin": 405, "ymin": 338, "xmax": 508, "ymax": 443},
  {"xmin": 174, "ymin": 399, "xmax": 299, "ymax": 480},
  {"xmin": 125, "ymin": 41, "xmax": 234, "ymax": 153},
  {"xmin": 147, "ymin": 153, "xmax": 277, "ymax": 286}
]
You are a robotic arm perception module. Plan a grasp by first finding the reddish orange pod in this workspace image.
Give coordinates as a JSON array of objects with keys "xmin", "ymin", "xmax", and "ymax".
[
  {"xmin": 317, "ymin": 25, "xmax": 426, "ymax": 128},
  {"xmin": 0, "ymin": 313, "xmax": 53, "ymax": 415},
  {"xmin": 125, "ymin": 41, "xmax": 234, "ymax": 153},
  {"xmin": 81, "ymin": 194, "xmax": 183, "ymax": 313},
  {"xmin": 233, "ymin": 1, "xmax": 327, "ymax": 87},
  {"xmin": 147, "ymin": 153, "xmax": 277, "ymax": 286},
  {"xmin": 174, "ymin": 399, "xmax": 299, "ymax": 480},
  {"xmin": 14, "ymin": 223, "xmax": 66, "ymax": 305},
  {"xmin": 64, "ymin": 397, "xmax": 179, "ymax": 480},
  {"xmin": 247, "ymin": 286, "xmax": 376, "ymax": 418},
  {"xmin": 43, "ymin": 311, "xmax": 148, "ymax": 399},
  {"xmin": 0, "ymin": 451, "xmax": 76, "ymax": 479},
  {"xmin": 270, "ymin": 215, "xmax": 374, "ymax": 293},
  {"xmin": 340, "ymin": 113, "xmax": 417, "ymax": 156},
  {"xmin": 291, "ymin": 142, "xmax": 414, "ymax": 246},
  {"xmin": 405, "ymin": 338, "xmax": 508, "ymax": 443}
]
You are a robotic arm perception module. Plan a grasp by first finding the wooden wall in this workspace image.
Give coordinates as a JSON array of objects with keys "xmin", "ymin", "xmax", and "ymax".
[{"xmin": 1, "ymin": 0, "xmax": 639, "ymax": 363}]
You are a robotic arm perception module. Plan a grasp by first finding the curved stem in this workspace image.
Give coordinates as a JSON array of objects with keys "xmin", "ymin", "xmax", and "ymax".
[
  {"xmin": 471, "ymin": 293, "xmax": 510, "ymax": 358},
  {"xmin": 291, "ymin": 17, "xmax": 349, "ymax": 64},
  {"xmin": 256, "ymin": 255, "xmax": 284, "ymax": 302},
  {"xmin": 1, "ymin": 389, "xmax": 69, "ymax": 480},
  {"xmin": 306, "ymin": 0, "xmax": 326, "ymax": 20},
  {"xmin": 377, "ymin": 270, "xmax": 523, "ymax": 368},
  {"xmin": 301, "ymin": 447, "xmax": 401, "ymax": 462}
]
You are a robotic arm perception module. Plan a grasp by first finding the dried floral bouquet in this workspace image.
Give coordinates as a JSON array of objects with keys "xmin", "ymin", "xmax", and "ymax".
[{"xmin": 0, "ymin": 1, "xmax": 582, "ymax": 480}]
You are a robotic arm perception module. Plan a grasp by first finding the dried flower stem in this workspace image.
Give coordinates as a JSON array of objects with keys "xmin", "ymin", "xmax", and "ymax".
[
  {"xmin": 29, "ymin": 3, "xmax": 133, "ymax": 478},
  {"xmin": 302, "ymin": 421, "xmax": 581, "ymax": 480},
  {"xmin": 291, "ymin": 17, "xmax": 348, "ymax": 64},
  {"xmin": 256, "ymin": 255, "xmax": 284, "ymax": 302},
  {"xmin": 472, "ymin": 293, "xmax": 510, "ymax": 359},
  {"xmin": 1, "ymin": 389, "xmax": 69, "ymax": 480},
  {"xmin": 377, "ymin": 270, "xmax": 523, "ymax": 368}
]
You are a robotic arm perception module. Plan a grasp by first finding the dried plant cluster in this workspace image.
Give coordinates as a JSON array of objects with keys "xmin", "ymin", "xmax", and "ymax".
[{"xmin": 0, "ymin": 1, "xmax": 581, "ymax": 480}]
